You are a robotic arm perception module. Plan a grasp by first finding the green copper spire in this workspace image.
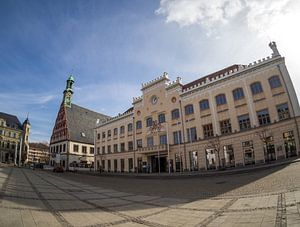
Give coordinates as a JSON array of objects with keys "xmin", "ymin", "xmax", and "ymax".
[{"xmin": 63, "ymin": 75, "xmax": 75, "ymax": 107}]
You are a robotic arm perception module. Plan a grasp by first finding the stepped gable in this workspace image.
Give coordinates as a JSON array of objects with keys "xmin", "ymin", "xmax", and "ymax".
[
  {"xmin": 66, "ymin": 104, "xmax": 109, "ymax": 144},
  {"xmin": 0, "ymin": 112, "xmax": 22, "ymax": 130},
  {"xmin": 182, "ymin": 64, "xmax": 240, "ymax": 90}
]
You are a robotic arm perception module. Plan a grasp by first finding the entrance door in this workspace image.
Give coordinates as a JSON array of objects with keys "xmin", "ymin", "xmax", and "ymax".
[
  {"xmin": 264, "ymin": 144, "xmax": 276, "ymax": 162},
  {"xmin": 206, "ymin": 149, "xmax": 216, "ymax": 170},
  {"xmin": 151, "ymin": 155, "xmax": 167, "ymax": 173},
  {"xmin": 283, "ymin": 131, "xmax": 297, "ymax": 157}
]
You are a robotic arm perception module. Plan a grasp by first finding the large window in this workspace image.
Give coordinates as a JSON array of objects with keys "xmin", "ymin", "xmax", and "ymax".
[
  {"xmin": 277, "ymin": 103, "xmax": 290, "ymax": 120},
  {"xmin": 127, "ymin": 123, "xmax": 133, "ymax": 132},
  {"xmin": 102, "ymin": 132, "xmax": 106, "ymax": 139},
  {"xmin": 185, "ymin": 104, "xmax": 194, "ymax": 115},
  {"xmin": 146, "ymin": 117, "xmax": 153, "ymax": 127},
  {"xmin": 173, "ymin": 131, "xmax": 182, "ymax": 145},
  {"xmin": 250, "ymin": 82, "xmax": 263, "ymax": 95},
  {"xmin": 159, "ymin": 134, "xmax": 167, "ymax": 145},
  {"xmin": 137, "ymin": 139, "xmax": 142, "ymax": 148},
  {"xmin": 120, "ymin": 143, "xmax": 125, "ymax": 152},
  {"xmin": 158, "ymin": 113, "xmax": 166, "ymax": 123},
  {"xmin": 147, "ymin": 137, "xmax": 154, "ymax": 146},
  {"xmin": 97, "ymin": 133, "xmax": 100, "ymax": 140},
  {"xmin": 257, "ymin": 109, "xmax": 271, "ymax": 125},
  {"xmin": 113, "ymin": 144, "xmax": 118, "ymax": 152},
  {"xmin": 136, "ymin": 121, "xmax": 142, "ymax": 129},
  {"xmin": 107, "ymin": 145, "xmax": 111, "ymax": 153},
  {"xmin": 113, "ymin": 128, "xmax": 118, "ymax": 135},
  {"xmin": 101, "ymin": 146, "xmax": 105, "ymax": 153},
  {"xmin": 90, "ymin": 147, "xmax": 94, "ymax": 154},
  {"xmin": 82, "ymin": 146, "xmax": 87, "ymax": 154},
  {"xmin": 107, "ymin": 130, "xmax": 111, "ymax": 137},
  {"xmin": 199, "ymin": 99, "xmax": 209, "ymax": 111},
  {"xmin": 215, "ymin": 94, "xmax": 227, "ymax": 106},
  {"xmin": 187, "ymin": 127, "xmax": 197, "ymax": 142},
  {"xmin": 220, "ymin": 119, "xmax": 232, "ymax": 134},
  {"xmin": 73, "ymin": 145, "xmax": 79, "ymax": 152},
  {"xmin": 120, "ymin": 126, "xmax": 125, "ymax": 134},
  {"xmin": 171, "ymin": 109, "xmax": 180, "ymax": 119},
  {"xmin": 232, "ymin": 88, "xmax": 244, "ymax": 101},
  {"xmin": 128, "ymin": 141, "xmax": 133, "ymax": 151},
  {"xmin": 203, "ymin": 124, "xmax": 213, "ymax": 138},
  {"xmin": 238, "ymin": 114, "xmax": 251, "ymax": 131},
  {"xmin": 269, "ymin": 75, "xmax": 282, "ymax": 89}
]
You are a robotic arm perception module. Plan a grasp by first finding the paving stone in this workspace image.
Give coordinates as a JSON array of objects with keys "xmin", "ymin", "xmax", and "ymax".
[
  {"xmin": 181, "ymin": 198, "xmax": 232, "ymax": 210},
  {"xmin": 88, "ymin": 197, "xmax": 133, "ymax": 208},
  {"xmin": 113, "ymin": 203, "xmax": 166, "ymax": 218},
  {"xmin": 228, "ymin": 195, "xmax": 278, "ymax": 210},
  {"xmin": 47, "ymin": 200, "xmax": 94, "ymax": 211},
  {"xmin": 1, "ymin": 196, "xmax": 47, "ymax": 210}
]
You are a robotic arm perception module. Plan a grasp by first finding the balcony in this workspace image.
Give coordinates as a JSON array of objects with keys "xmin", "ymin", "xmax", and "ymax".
[{"xmin": 137, "ymin": 144, "xmax": 167, "ymax": 154}]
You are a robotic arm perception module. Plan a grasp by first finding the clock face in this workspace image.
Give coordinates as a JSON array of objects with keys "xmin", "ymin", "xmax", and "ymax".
[{"xmin": 151, "ymin": 95, "xmax": 158, "ymax": 105}]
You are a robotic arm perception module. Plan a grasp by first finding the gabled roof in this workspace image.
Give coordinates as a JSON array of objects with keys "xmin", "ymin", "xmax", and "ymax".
[
  {"xmin": 66, "ymin": 104, "xmax": 110, "ymax": 144},
  {"xmin": 0, "ymin": 112, "xmax": 23, "ymax": 130}
]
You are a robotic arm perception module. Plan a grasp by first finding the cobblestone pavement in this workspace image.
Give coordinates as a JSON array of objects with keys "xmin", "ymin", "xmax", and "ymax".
[{"xmin": 1, "ymin": 162, "xmax": 300, "ymax": 226}]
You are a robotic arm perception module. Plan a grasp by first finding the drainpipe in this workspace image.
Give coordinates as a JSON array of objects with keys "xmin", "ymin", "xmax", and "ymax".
[{"xmin": 179, "ymin": 100, "xmax": 187, "ymax": 171}]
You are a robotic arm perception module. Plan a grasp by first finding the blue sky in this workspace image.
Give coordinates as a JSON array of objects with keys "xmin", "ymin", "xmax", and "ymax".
[{"xmin": 1, "ymin": 0, "xmax": 300, "ymax": 142}]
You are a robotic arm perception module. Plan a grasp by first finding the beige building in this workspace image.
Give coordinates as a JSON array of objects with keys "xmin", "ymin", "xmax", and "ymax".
[
  {"xmin": 0, "ymin": 112, "xmax": 30, "ymax": 165},
  {"xmin": 49, "ymin": 76, "xmax": 109, "ymax": 169},
  {"xmin": 27, "ymin": 143, "xmax": 49, "ymax": 164},
  {"xmin": 95, "ymin": 42, "xmax": 300, "ymax": 173}
]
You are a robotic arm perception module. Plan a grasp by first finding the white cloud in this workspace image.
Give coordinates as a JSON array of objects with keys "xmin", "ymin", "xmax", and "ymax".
[{"xmin": 155, "ymin": 0, "xmax": 243, "ymax": 30}]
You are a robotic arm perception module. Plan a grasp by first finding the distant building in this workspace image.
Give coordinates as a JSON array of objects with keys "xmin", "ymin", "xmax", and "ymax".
[
  {"xmin": 27, "ymin": 143, "xmax": 49, "ymax": 164},
  {"xmin": 0, "ymin": 112, "xmax": 30, "ymax": 164},
  {"xmin": 95, "ymin": 42, "xmax": 300, "ymax": 173},
  {"xmin": 49, "ymin": 76, "xmax": 109, "ymax": 169}
]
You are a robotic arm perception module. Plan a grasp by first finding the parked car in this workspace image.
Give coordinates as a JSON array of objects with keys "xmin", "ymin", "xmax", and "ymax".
[{"xmin": 53, "ymin": 166, "xmax": 64, "ymax": 173}]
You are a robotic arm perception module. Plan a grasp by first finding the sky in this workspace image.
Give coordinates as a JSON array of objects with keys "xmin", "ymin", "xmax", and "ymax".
[{"xmin": 0, "ymin": 0, "xmax": 300, "ymax": 142}]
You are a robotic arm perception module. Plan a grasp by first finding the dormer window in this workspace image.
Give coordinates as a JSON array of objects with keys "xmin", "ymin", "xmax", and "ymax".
[{"xmin": 81, "ymin": 132, "xmax": 86, "ymax": 137}]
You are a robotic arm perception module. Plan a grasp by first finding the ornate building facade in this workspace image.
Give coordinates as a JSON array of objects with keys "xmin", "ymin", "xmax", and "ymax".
[
  {"xmin": 95, "ymin": 42, "xmax": 300, "ymax": 173},
  {"xmin": 0, "ymin": 112, "xmax": 30, "ymax": 165},
  {"xmin": 27, "ymin": 142, "xmax": 50, "ymax": 164},
  {"xmin": 49, "ymin": 76, "xmax": 109, "ymax": 169}
]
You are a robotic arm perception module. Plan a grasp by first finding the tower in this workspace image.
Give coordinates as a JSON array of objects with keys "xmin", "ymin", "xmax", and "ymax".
[
  {"xmin": 22, "ymin": 117, "xmax": 30, "ymax": 163},
  {"xmin": 63, "ymin": 75, "xmax": 74, "ymax": 107}
]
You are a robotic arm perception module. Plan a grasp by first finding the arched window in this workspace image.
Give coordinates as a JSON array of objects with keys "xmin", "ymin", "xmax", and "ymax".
[
  {"xmin": 232, "ymin": 88, "xmax": 244, "ymax": 101},
  {"xmin": 136, "ymin": 120, "xmax": 142, "ymax": 129},
  {"xmin": 171, "ymin": 109, "xmax": 180, "ymax": 119},
  {"xmin": 120, "ymin": 126, "xmax": 125, "ymax": 134},
  {"xmin": 146, "ymin": 117, "xmax": 153, "ymax": 127},
  {"xmin": 127, "ymin": 123, "xmax": 133, "ymax": 132},
  {"xmin": 268, "ymin": 75, "xmax": 282, "ymax": 89},
  {"xmin": 199, "ymin": 99, "xmax": 209, "ymax": 111},
  {"xmin": 158, "ymin": 113, "xmax": 165, "ymax": 123},
  {"xmin": 215, "ymin": 94, "xmax": 227, "ymax": 106},
  {"xmin": 250, "ymin": 82, "xmax": 263, "ymax": 95},
  {"xmin": 185, "ymin": 104, "xmax": 194, "ymax": 115}
]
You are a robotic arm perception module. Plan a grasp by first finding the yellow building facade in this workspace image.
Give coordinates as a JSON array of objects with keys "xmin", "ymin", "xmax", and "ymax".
[{"xmin": 95, "ymin": 42, "xmax": 300, "ymax": 173}]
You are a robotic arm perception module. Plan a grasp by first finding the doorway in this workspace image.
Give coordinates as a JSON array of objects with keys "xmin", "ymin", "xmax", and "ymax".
[{"xmin": 151, "ymin": 155, "xmax": 167, "ymax": 173}]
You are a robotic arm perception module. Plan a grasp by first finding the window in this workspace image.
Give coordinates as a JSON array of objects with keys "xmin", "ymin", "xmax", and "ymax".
[
  {"xmin": 107, "ymin": 145, "xmax": 111, "ymax": 153},
  {"xmin": 232, "ymin": 88, "xmax": 244, "ymax": 101},
  {"xmin": 113, "ymin": 144, "xmax": 118, "ymax": 152},
  {"xmin": 136, "ymin": 121, "xmax": 142, "ymax": 129},
  {"xmin": 203, "ymin": 124, "xmax": 213, "ymax": 138},
  {"xmin": 147, "ymin": 137, "xmax": 154, "ymax": 146},
  {"xmin": 269, "ymin": 75, "xmax": 282, "ymax": 89},
  {"xmin": 187, "ymin": 127, "xmax": 197, "ymax": 142},
  {"xmin": 185, "ymin": 104, "xmax": 194, "ymax": 115},
  {"xmin": 250, "ymin": 82, "xmax": 263, "ymax": 95},
  {"xmin": 63, "ymin": 144, "xmax": 66, "ymax": 152},
  {"xmin": 102, "ymin": 132, "xmax": 106, "ymax": 139},
  {"xmin": 127, "ymin": 123, "xmax": 133, "ymax": 132},
  {"xmin": 146, "ymin": 117, "xmax": 153, "ymax": 127},
  {"xmin": 120, "ymin": 126, "xmax": 125, "ymax": 134},
  {"xmin": 257, "ymin": 109, "xmax": 271, "ymax": 125},
  {"xmin": 199, "ymin": 99, "xmax": 209, "ymax": 111},
  {"xmin": 82, "ymin": 146, "xmax": 87, "ymax": 154},
  {"xmin": 90, "ymin": 147, "xmax": 94, "ymax": 154},
  {"xmin": 101, "ymin": 146, "xmax": 105, "ymax": 153},
  {"xmin": 73, "ymin": 145, "xmax": 79, "ymax": 152},
  {"xmin": 113, "ymin": 128, "xmax": 118, "ymax": 135},
  {"xmin": 159, "ymin": 134, "xmax": 167, "ymax": 145},
  {"xmin": 238, "ymin": 114, "xmax": 251, "ymax": 131},
  {"xmin": 97, "ymin": 133, "xmax": 100, "ymax": 140},
  {"xmin": 128, "ymin": 141, "xmax": 133, "ymax": 151},
  {"xmin": 158, "ymin": 113, "xmax": 166, "ymax": 123},
  {"xmin": 215, "ymin": 94, "xmax": 227, "ymax": 106},
  {"xmin": 173, "ymin": 131, "xmax": 182, "ymax": 144},
  {"xmin": 120, "ymin": 143, "xmax": 125, "ymax": 152},
  {"xmin": 220, "ymin": 119, "xmax": 232, "ymax": 134},
  {"xmin": 277, "ymin": 103, "xmax": 290, "ymax": 120},
  {"xmin": 171, "ymin": 109, "xmax": 180, "ymax": 119},
  {"xmin": 97, "ymin": 147, "xmax": 100, "ymax": 154},
  {"xmin": 137, "ymin": 139, "xmax": 142, "ymax": 148},
  {"xmin": 107, "ymin": 130, "xmax": 111, "ymax": 137}
]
